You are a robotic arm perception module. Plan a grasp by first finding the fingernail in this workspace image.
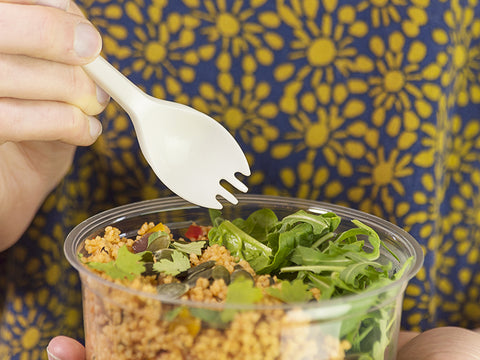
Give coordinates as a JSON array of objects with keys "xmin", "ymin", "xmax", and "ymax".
[
  {"xmin": 96, "ymin": 85, "xmax": 110, "ymax": 105},
  {"xmin": 89, "ymin": 116, "xmax": 102, "ymax": 139},
  {"xmin": 74, "ymin": 23, "xmax": 101, "ymax": 58},
  {"xmin": 46, "ymin": 347, "xmax": 62, "ymax": 360}
]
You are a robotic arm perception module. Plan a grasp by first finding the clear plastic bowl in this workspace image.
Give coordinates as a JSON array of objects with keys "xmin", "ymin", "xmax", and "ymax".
[{"xmin": 64, "ymin": 195, "xmax": 423, "ymax": 360}]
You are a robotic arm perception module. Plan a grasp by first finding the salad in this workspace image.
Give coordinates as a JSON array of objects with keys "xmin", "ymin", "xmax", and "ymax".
[{"xmin": 79, "ymin": 207, "xmax": 413, "ymax": 360}]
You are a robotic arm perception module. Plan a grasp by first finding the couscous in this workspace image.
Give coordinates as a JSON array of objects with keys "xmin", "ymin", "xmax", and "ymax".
[{"xmin": 78, "ymin": 208, "xmax": 410, "ymax": 360}]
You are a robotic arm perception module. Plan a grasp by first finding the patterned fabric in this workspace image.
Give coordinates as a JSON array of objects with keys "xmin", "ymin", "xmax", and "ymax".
[{"xmin": 1, "ymin": 0, "xmax": 480, "ymax": 358}]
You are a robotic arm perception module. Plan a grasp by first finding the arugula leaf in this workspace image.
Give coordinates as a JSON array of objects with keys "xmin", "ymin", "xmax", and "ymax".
[
  {"xmin": 172, "ymin": 240, "xmax": 206, "ymax": 256},
  {"xmin": 206, "ymin": 207, "xmax": 415, "ymax": 359},
  {"xmin": 208, "ymin": 220, "xmax": 272, "ymax": 271},
  {"xmin": 265, "ymin": 279, "xmax": 313, "ymax": 303},
  {"xmin": 87, "ymin": 245, "xmax": 145, "ymax": 281},
  {"xmin": 275, "ymin": 210, "xmax": 340, "ymax": 236},
  {"xmin": 152, "ymin": 250, "xmax": 190, "ymax": 276},
  {"xmin": 290, "ymin": 245, "xmax": 352, "ymax": 266},
  {"xmin": 231, "ymin": 208, "xmax": 278, "ymax": 244},
  {"xmin": 306, "ymin": 273, "xmax": 335, "ymax": 299},
  {"xmin": 256, "ymin": 228, "xmax": 298, "ymax": 275}
]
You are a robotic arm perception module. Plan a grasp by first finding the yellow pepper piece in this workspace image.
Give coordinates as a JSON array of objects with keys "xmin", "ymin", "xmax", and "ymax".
[
  {"xmin": 168, "ymin": 307, "xmax": 201, "ymax": 337},
  {"xmin": 151, "ymin": 222, "xmax": 167, "ymax": 233}
]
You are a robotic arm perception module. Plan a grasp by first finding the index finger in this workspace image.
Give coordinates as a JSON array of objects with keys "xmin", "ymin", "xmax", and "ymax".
[
  {"xmin": 0, "ymin": 2, "xmax": 101, "ymax": 64},
  {"xmin": 0, "ymin": 0, "xmax": 71, "ymax": 11}
]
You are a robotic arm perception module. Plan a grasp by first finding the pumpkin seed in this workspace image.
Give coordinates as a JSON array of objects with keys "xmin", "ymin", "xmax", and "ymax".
[
  {"xmin": 211, "ymin": 265, "xmax": 230, "ymax": 284},
  {"xmin": 185, "ymin": 268, "xmax": 213, "ymax": 287},
  {"xmin": 157, "ymin": 283, "xmax": 189, "ymax": 299},
  {"xmin": 146, "ymin": 231, "xmax": 171, "ymax": 252},
  {"xmin": 231, "ymin": 269, "xmax": 254, "ymax": 283},
  {"xmin": 154, "ymin": 248, "xmax": 175, "ymax": 262},
  {"xmin": 176, "ymin": 260, "xmax": 216, "ymax": 281}
]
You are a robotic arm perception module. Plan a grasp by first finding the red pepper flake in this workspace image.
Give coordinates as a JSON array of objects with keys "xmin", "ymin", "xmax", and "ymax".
[{"xmin": 184, "ymin": 224, "xmax": 204, "ymax": 241}]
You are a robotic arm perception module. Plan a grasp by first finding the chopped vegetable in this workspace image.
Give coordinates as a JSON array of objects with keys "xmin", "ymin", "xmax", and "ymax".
[{"xmin": 82, "ymin": 207, "xmax": 414, "ymax": 360}]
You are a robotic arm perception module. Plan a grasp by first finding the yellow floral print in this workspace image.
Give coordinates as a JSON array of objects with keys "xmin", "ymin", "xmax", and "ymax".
[{"xmin": 2, "ymin": 0, "xmax": 480, "ymax": 358}]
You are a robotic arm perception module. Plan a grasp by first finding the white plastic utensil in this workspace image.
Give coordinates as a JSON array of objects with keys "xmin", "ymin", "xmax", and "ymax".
[{"xmin": 83, "ymin": 56, "xmax": 251, "ymax": 209}]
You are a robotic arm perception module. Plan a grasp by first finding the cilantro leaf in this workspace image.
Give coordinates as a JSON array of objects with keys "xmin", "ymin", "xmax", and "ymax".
[
  {"xmin": 225, "ymin": 278, "xmax": 263, "ymax": 304},
  {"xmin": 152, "ymin": 250, "xmax": 190, "ymax": 275},
  {"xmin": 87, "ymin": 245, "xmax": 145, "ymax": 281},
  {"xmin": 265, "ymin": 279, "xmax": 313, "ymax": 303},
  {"xmin": 220, "ymin": 278, "xmax": 264, "ymax": 323},
  {"xmin": 172, "ymin": 240, "xmax": 206, "ymax": 256}
]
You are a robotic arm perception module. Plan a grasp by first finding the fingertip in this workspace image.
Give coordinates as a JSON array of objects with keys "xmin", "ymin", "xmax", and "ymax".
[
  {"xmin": 74, "ymin": 22, "xmax": 102, "ymax": 60},
  {"xmin": 47, "ymin": 336, "xmax": 85, "ymax": 360},
  {"xmin": 88, "ymin": 116, "xmax": 102, "ymax": 141},
  {"xmin": 96, "ymin": 85, "xmax": 110, "ymax": 107}
]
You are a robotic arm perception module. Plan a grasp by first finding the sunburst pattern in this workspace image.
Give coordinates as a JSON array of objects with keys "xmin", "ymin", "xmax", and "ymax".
[{"xmin": 3, "ymin": 1, "xmax": 480, "ymax": 358}]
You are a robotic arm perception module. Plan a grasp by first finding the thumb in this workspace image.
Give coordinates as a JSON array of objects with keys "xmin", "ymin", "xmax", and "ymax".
[
  {"xmin": 397, "ymin": 327, "xmax": 480, "ymax": 360},
  {"xmin": 47, "ymin": 336, "xmax": 85, "ymax": 360}
]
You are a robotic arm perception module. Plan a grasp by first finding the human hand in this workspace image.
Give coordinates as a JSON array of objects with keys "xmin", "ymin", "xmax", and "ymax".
[
  {"xmin": 397, "ymin": 327, "xmax": 480, "ymax": 359},
  {"xmin": 0, "ymin": 0, "xmax": 109, "ymax": 251},
  {"xmin": 47, "ymin": 336, "xmax": 85, "ymax": 360}
]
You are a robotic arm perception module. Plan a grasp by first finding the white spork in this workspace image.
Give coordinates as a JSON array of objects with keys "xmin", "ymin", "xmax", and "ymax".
[{"xmin": 83, "ymin": 56, "xmax": 251, "ymax": 209}]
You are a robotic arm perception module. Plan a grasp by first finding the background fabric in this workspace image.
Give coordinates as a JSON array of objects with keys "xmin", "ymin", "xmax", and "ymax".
[{"xmin": 1, "ymin": 0, "xmax": 480, "ymax": 358}]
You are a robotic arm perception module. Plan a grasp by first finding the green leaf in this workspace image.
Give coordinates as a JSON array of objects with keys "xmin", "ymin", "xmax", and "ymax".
[
  {"xmin": 86, "ymin": 245, "xmax": 145, "ymax": 281},
  {"xmin": 265, "ymin": 279, "xmax": 313, "ymax": 303},
  {"xmin": 221, "ymin": 278, "xmax": 264, "ymax": 323},
  {"xmin": 164, "ymin": 306, "xmax": 185, "ymax": 322},
  {"xmin": 256, "ymin": 230, "xmax": 297, "ymax": 275},
  {"xmin": 152, "ymin": 250, "xmax": 190, "ymax": 276},
  {"xmin": 276, "ymin": 210, "xmax": 340, "ymax": 235},
  {"xmin": 232, "ymin": 208, "xmax": 278, "ymax": 244},
  {"xmin": 225, "ymin": 278, "xmax": 263, "ymax": 304},
  {"xmin": 172, "ymin": 240, "xmax": 206, "ymax": 256},
  {"xmin": 208, "ymin": 220, "xmax": 272, "ymax": 271},
  {"xmin": 189, "ymin": 308, "xmax": 228, "ymax": 328},
  {"xmin": 306, "ymin": 273, "xmax": 335, "ymax": 299}
]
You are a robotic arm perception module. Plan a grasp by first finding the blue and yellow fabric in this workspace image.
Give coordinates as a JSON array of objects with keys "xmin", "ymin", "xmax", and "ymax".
[{"xmin": 1, "ymin": 0, "xmax": 480, "ymax": 358}]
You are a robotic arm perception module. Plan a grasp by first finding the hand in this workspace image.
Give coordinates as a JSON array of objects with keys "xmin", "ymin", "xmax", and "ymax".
[
  {"xmin": 0, "ymin": 0, "xmax": 109, "ymax": 251},
  {"xmin": 397, "ymin": 327, "xmax": 480, "ymax": 360},
  {"xmin": 48, "ymin": 328, "xmax": 480, "ymax": 360},
  {"xmin": 47, "ymin": 336, "xmax": 85, "ymax": 360}
]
